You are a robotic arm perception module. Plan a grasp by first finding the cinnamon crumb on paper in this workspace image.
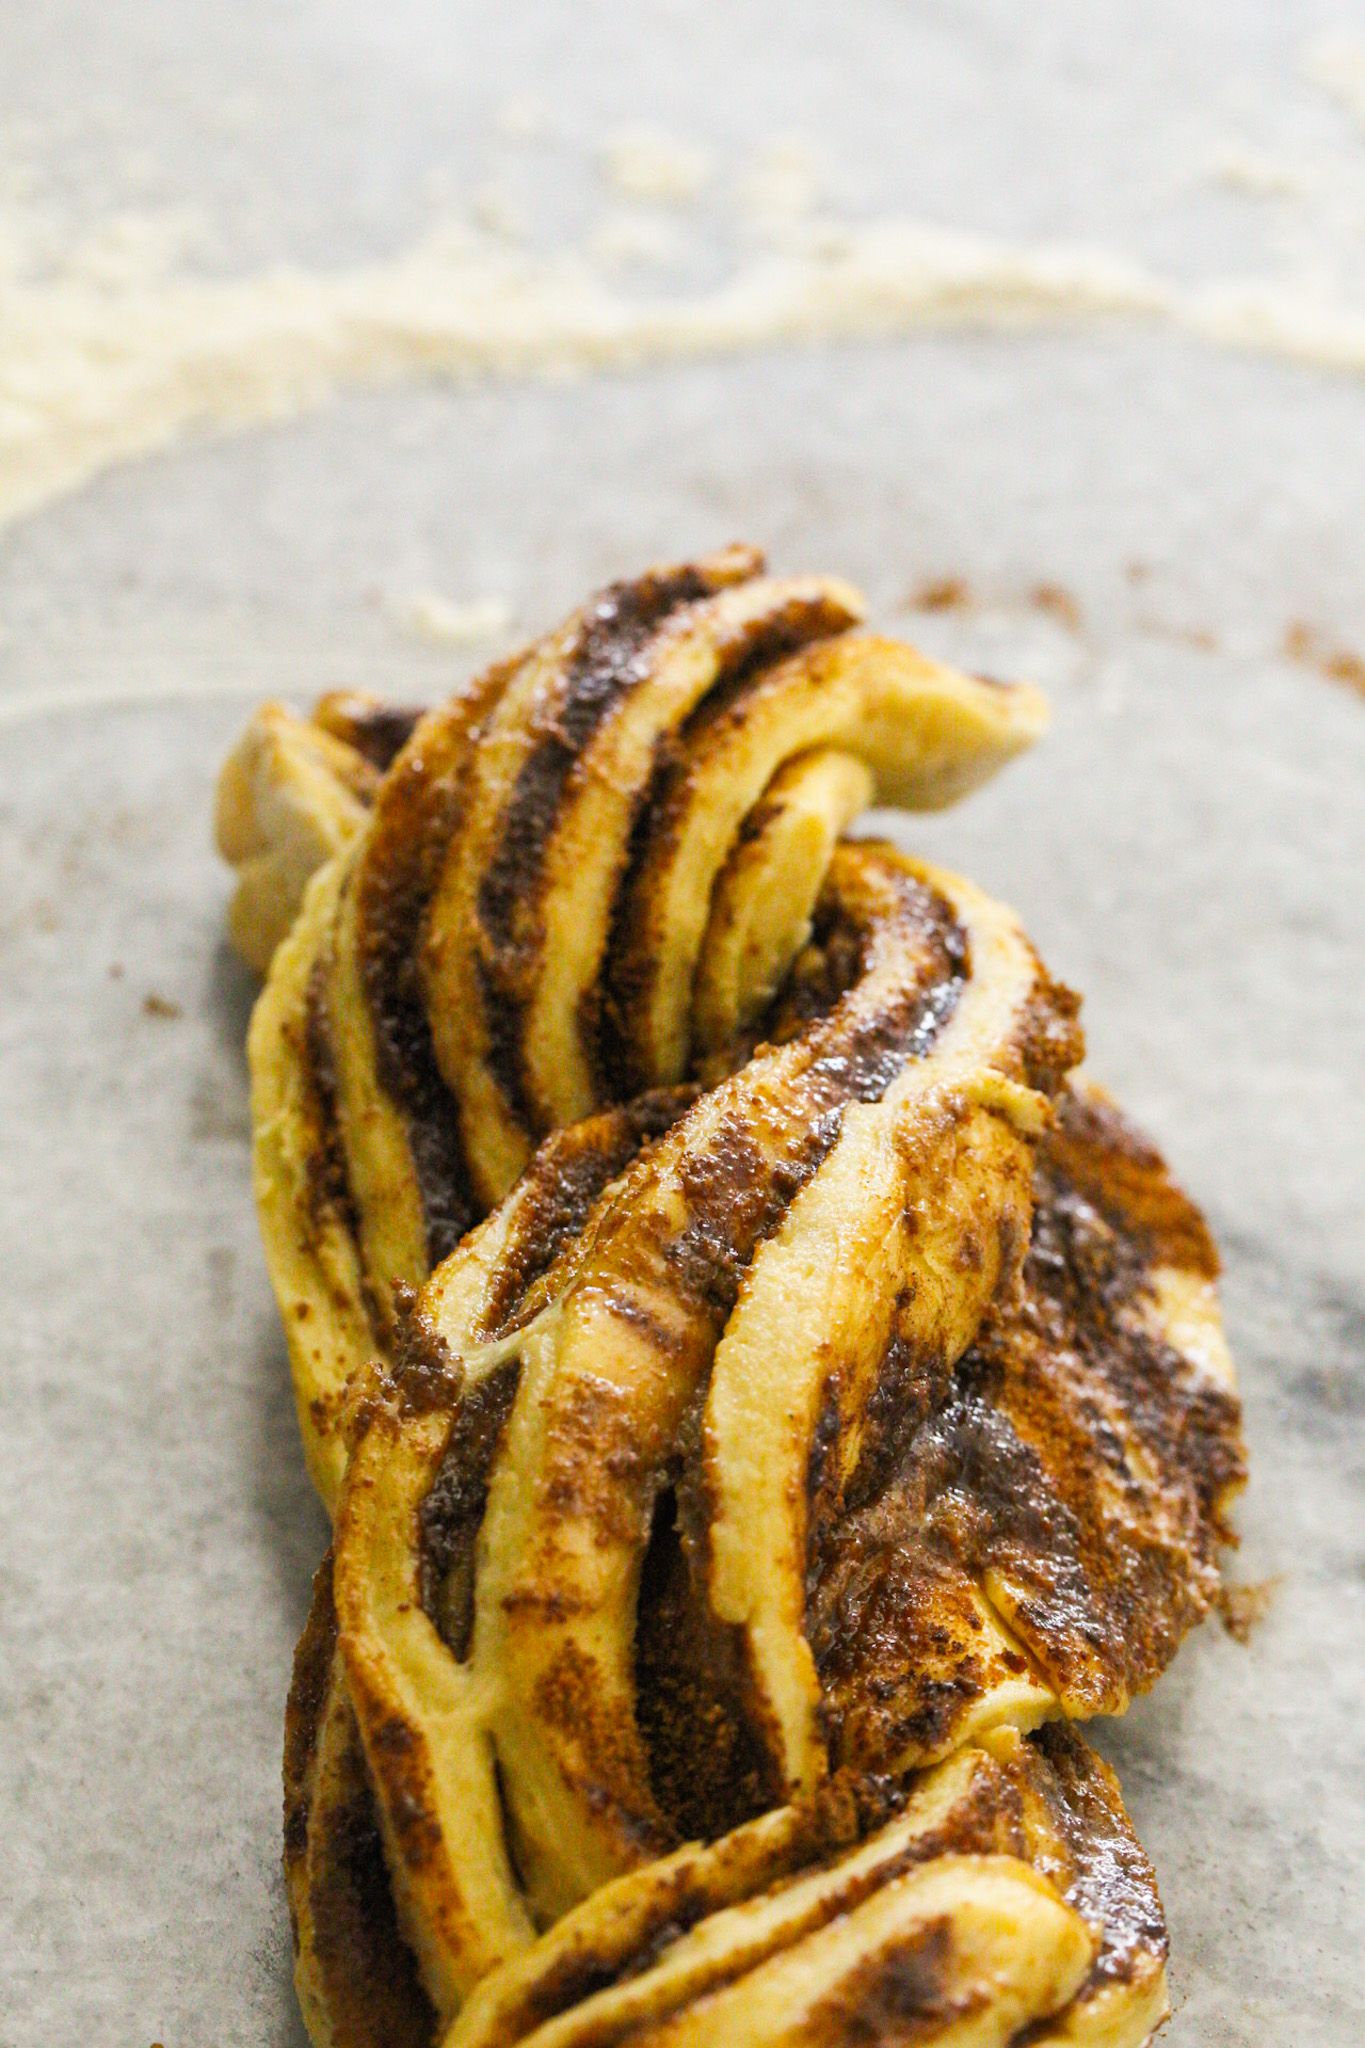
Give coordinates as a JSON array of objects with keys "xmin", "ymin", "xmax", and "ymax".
[
  {"xmin": 1216, "ymin": 1577, "xmax": 1280, "ymax": 1645},
  {"xmin": 909, "ymin": 576, "xmax": 972, "ymax": 613},
  {"xmin": 1284, "ymin": 621, "xmax": 1365, "ymax": 697}
]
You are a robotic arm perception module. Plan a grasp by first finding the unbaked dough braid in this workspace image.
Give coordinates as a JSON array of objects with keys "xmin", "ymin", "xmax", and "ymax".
[
  {"xmin": 219, "ymin": 550, "xmax": 1244, "ymax": 2048},
  {"xmin": 222, "ymin": 546, "xmax": 1050, "ymax": 1506}
]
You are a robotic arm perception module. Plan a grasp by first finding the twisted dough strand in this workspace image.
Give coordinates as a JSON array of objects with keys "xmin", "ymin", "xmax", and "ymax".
[
  {"xmin": 218, "ymin": 551, "xmax": 1243, "ymax": 2048},
  {"xmin": 226, "ymin": 547, "xmax": 1049, "ymax": 1508}
]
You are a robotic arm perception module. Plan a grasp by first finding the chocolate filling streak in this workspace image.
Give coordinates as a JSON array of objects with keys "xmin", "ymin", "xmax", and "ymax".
[
  {"xmin": 1023, "ymin": 1722, "xmax": 1168, "ymax": 1993},
  {"xmin": 354, "ymin": 673, "xmax": 524, "ymax": 1267},
  {"xmin": 475, "ymin": 566, "xmax": 723, "ymax": 973},
  {"xmin": 477, "ymin": 1086, "xmax": 701, "ymax": 1341},
  {"xmin": 286, "ymin": 1604, "xmax": 1159, "ymax": 2048},
  {"xmin": 805, "ymin": 1917, "xmax": 959, "ymax": 2044},
  {"xmin": 412, "ymin": 867, "xmax": 969, "ymax": 1869},
  {"xmin": 598, "ymin": 636, "xmax": 1049, "ymax": 1106},
  {"xmin": 634, "ymin": 1486, "xmax": 777, "ymax": 1844},
  {"xmin": 471, "ymin": 560, "xmax": 759, "ymax": 1134},
  {"xmin": 474, "ymin": 574, "xmax": 852, "ymax": 1134},
  {"xmin": 421, "ymin": 1361, "xmax": 522, "ymax": 1660},
  {"xmin": 303, "ymin": 959, "xmax": 370, "ymax": 1294},
  {"xmin": 416, "ymin": 1089, "xmax": 702, "ymax": 1655},
  {"xmin": 285, "ymin": 1552, "xmax": 342, "ymax": 1869},
  {"xmin": 285, "ymin": 1552, "xmax": 437, "ymax": 2048},
  {"xmin": 439, "ymin": 1725, "xmax": 1162, "ymax": 2048},
  {"xmin": 313, "ymin": 693, "xmax": 429, "ymax": 774},
  {"xmin": 530, "ymin": 1077, "xmax": 1241, "ymax": 1838},
  {"xmin": 1043, "ymin": 1085, "xmax": 1221, "ymax": 1279},
  {"xmin": 807, "ymin": 1089, "xmax": 1247, "ymax": 1770}
]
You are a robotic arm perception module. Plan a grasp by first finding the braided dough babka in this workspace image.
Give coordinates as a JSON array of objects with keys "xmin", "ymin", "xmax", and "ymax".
[{"xmin": 217, "ymin": 549, "xmax": 1245, "ymax": 2048}]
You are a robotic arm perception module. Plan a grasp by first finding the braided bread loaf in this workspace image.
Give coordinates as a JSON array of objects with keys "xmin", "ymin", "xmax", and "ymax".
[{"xmin": 218, "ymin": 550, "xmax": 1245, "ymax": 2048}]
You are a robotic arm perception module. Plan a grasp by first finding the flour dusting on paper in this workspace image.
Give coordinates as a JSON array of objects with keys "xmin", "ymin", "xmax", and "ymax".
[
  {"xmin": 398, "ymin": 592, "xmax": 512, "ymax": 647},
  {"xmin": 7, "ymin": 70, "xmax": 1365, "ymax": 532},
  {"xmin": 603, "ymin": 128, "xmax": 710, "ymax": 204},
  {"xmin": 1302, "ymin": 33, "xmax": 1365, "ymax": 130},
  {"xmin": 0, "ymin": 210, "xmax": 1140, "ymax": 530}
]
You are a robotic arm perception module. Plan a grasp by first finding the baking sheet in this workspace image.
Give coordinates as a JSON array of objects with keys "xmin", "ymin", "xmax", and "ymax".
[{"xmin": 3, "ymin": 6, "xmax": 1364, "ymax": 2043}]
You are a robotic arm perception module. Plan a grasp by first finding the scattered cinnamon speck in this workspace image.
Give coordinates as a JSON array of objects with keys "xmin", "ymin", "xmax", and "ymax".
[
  {"xmin": 142, "ymin": 991, "xmax": 182, "ymax": 1019},
  {"xmin": 108, "ymin": 962, "xmax": 124, "ymax": 979},
  {"xmin": 1126, "ymin": 559, "xmax": 1152, "ymax": 584},
  {"xmin": 908, "ymin": 575, "xmax": 971, "ymax": 613},
  {"xmin": 1285, "ymin": 621, "xmax": 1365, "ymax": 697},
  {"xmin": 1216, "ymin": 1577, "xmax": 1280, "ymax": 1645},
  {"xmin": 1029, "ymin": 582, "xmax": 1082, "ymax": 631}
]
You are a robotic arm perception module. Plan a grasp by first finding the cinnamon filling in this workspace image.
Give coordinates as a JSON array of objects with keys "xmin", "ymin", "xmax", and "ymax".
[
  {"xmin": 808, "ymin": 1091, "xmax": 1247, "ymax": 1767},
  {"xmin": 416, "ymin": 874, "xmax": 971, "ymax": 1833}
]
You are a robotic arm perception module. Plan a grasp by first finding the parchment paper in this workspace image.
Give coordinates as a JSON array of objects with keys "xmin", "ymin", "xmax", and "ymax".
[{"xmin": 3, "ymin": 6, "xmax": 1363, "ymax": 2043}]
